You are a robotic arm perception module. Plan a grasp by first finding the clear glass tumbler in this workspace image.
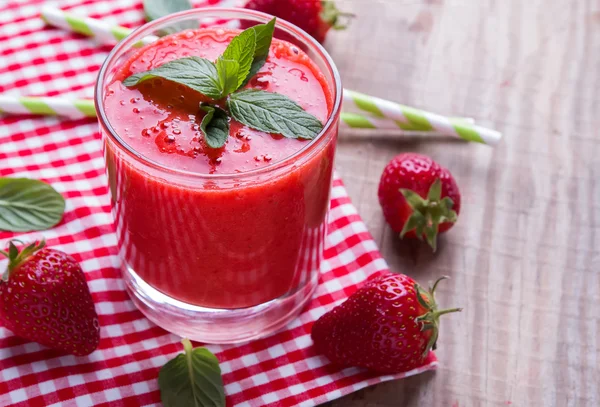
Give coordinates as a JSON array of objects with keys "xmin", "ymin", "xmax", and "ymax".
[{"xmin": 95, "ymin": 8, "xmax": 341, "ymax": 343}]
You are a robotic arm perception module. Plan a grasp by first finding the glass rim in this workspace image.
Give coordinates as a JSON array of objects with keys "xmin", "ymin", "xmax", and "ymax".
[{"xmin": 94, "ymin": 7, "xmax": 342, "ymax": 181}]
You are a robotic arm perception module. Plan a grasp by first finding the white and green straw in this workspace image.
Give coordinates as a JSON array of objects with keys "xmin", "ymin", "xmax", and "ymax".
[
  {"xmin": 344, "ymin": 90, "xmax": 501, "ymax": 145},
  {"xmin": 0, "ymin": 96, "xmax": 452, "ymax": 136},
  {"xmin": 41, "ymin": 7, "xmax": 132, "ymax": 44},
  {"xmin": 35, "ymin": 7, "xmax": 502, "ymax": 144},
  {"xmin": 0, "ymin": 96, "xmax": 95, "ymax": 119}
]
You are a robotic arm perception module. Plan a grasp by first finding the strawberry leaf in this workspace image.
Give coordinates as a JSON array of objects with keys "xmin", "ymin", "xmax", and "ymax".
[
  {"xmin": 159, "ymin": 339, "xmax": 225, "ymax": 407},
  {"xmin": 399, "ymin": 179, "xmax": 457, "ymax": 251},
  {"xmin": 0, "ymin": 178, "xmax": 65, "ymax": 232}
]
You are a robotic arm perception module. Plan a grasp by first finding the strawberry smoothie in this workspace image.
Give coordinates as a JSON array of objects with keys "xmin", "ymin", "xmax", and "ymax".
[{"xmin": 101, "ymin": 28, "xmax": 337, "ymax": 309}]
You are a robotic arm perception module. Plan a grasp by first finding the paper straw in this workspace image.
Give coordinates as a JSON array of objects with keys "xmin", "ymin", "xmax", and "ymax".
[
  {"xmin": 344, "ymin": 89, "xmax": 501, "ymax": 145},
  {"xmin": 41, "ymin": 7, "xmax": 132, "ymax": 44},
  {"xmin": 38, "ymin": 9, "xmax": 501, "ymax": 144},
  {"xmin": 0, "ymin": 96, "xmax": 96, "ymax": 119},
  {"xmin": 0, "ymin": 96, "xmax": 460, "ymax": 137}
]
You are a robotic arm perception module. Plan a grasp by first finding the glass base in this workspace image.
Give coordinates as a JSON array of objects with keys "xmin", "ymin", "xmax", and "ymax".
[{"xmin": 122, "ymin": 263, "xmax": 319, "ymax": 344}]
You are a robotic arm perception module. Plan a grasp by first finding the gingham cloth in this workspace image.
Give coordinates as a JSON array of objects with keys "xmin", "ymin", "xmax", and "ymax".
[{"xmin": 0, "ymin": 1, "xmax": 437, "ymax": 406}]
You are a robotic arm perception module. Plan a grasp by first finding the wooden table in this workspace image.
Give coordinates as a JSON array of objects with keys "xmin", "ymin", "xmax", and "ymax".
[{"xmin": 327, "ymin": 0, "xmax": 600, "ymax": 405}]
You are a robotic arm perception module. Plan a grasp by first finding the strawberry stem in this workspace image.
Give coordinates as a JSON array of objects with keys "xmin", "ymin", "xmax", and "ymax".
[
  {"xmin": 399, "ymin": 179, "xmax": 458, "ymax": 251},
  {"xmin": 320, "ymin": 1, "xmax": 355, "ymax": 30},
  {"xmin": 0, "ymin": 239, "xmax": 46, "ymax": 281},
  {"xmin": 435, "ymin": 308, "xmax": 463, "ymax": 317},
  {"xmin": 414, "ymin": 276, "xmax": 462, "ymax": 357}
]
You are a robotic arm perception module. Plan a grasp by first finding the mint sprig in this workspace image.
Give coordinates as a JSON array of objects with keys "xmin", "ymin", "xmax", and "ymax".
[{"xmin": 123, "ymin": 18, "xmax": 324, "ymax": 149}]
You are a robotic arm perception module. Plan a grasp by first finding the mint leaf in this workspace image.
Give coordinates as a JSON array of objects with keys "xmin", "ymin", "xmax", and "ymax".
[
  {"xmin": 200, "ymin": 105, "xmax": 229, "ymax": 149},
  {"xmin": 159, "ymin": 339, "xmax": 225, "ymax": 407},
  {"xmin": 253, "ymin": 18, "xmax": 276, "ymax": 57},
  {"xmin": 143, "ymin": 0, "xmax": 195, "ymax": 34},
  {"xmin": 228, "ymin": 89, "xmax": 323, "ymax": 139},
  {"xmin": 123, "ymin": 57, "xmax": 222, "ymax": 99},
  {"xmin": 241, "ymin": 18, "xmax": 276, "ymax": 88},
  {"xmin": 222, "ymin": 27, "xmax": 257, "ymax": 90},
  {"xmin": 216, "ymin": 57, "xmax": 240, "ymax": 98},
  {"xmin": 0, "ymin": 178, "xmax": 65, "ymax": 232}
]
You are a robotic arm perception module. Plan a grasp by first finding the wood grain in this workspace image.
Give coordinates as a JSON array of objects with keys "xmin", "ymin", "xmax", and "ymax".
[{"xmin": 325, "ymin": 0, "xmax": 600, "ymax": 406}]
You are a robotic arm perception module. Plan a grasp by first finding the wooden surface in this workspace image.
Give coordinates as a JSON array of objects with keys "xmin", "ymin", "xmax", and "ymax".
[{"xmin": 327, "ymin": 0, "xmax": 600, "ymax": 406}]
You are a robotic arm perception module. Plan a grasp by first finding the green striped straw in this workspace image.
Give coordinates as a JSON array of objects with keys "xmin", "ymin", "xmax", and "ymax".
[
  {"xmin": 41, "ymin": 7, "xmax": 132, "ymax": 44},
  {"xmin": 344, "ymin": 90, "xmax": 501, "ymax": 145},
  {"xmin": 0, "ymin": 96, "xmax": 96, "ymax": 118},
  {"xmin": 38, "ymin": 7, "xmax": 502, "ymax": 144},
  {"xmin": 0, "ymin": 96, "xmax": 454, "ymax": 136}
]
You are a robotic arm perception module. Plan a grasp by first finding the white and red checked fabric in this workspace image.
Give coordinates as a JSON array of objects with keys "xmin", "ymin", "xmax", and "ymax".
[{"xmin": 0, "ymin": 1, "xmax": 437, "ymax": 406}]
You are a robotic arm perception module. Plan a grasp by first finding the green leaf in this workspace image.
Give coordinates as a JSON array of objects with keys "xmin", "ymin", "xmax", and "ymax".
[
  {"xmin": 399, "ymin": 188, "xmax": 426, "ymax": 210},
  {"xmin": 123, "ymin": 57, "xmax": 222, "ymax": 99},
  {"xmin": 253, "ymin": 18, "xmax": 276, "ymax": 58},
  {"xmin": 216, "ymin": 57, "xmax": 240, "ymax": 98},
  {"xmin": 400, "ymin": 212, "xmax": 425, "ymax": 238},
  {"xmin": 200, "ymin": 105, "xmax": 230, "ymax": 149},
  {"xmin": 159, "ymin": 339, "xmax": 225, "ymax": 407},
  {"xmin": 143, "ymin": 0, "xmax": 195, "ymax": 34},
  {"xmin": 241, "ymin": 18, "xmax": 276, "ymax": 88},
  {"xmin": 227, "ymin": 89, "xmax": 323, "ymax": 139},
  {"xmin": 0, "ymin": 178, "xmax": 65, "ymax": 232},
  {"xmin": 222, "ymin": 27, "xmax": 257, "ymax": 91},
  {"xmin": 427, "ymin": 179, "xmax": 442, "ymax": 201},
  {"xmin": 424, "ymin": 217, "xmax": 440, "ymax": 252},
  {"xmin": 8, "ymin": 242, "xmax": 18, "ymax": 260}
]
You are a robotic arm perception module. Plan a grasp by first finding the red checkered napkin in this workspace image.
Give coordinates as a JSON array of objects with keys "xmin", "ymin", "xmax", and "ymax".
[{"xmin": 0, "ymin": 1, "xmax": 437, "ymax": 406}]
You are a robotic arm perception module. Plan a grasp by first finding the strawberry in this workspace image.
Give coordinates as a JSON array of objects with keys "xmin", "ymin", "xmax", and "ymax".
[
  {"xmin": 244, "ymin": 0, "xmax": 353, "ymax": 43},
  {"xmin": 0, "ymin": 240, "xmax": 100, "ymax": 356},
  {"xmin": 378, "ymin": 153, "xmax": 461, "ymax": 251},
  {"xmin": 311, "ymin": 272, "xmax": 461, "ymax": 374}
]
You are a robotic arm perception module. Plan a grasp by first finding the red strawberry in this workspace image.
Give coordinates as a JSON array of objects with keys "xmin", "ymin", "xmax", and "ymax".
[
  {"xmin": 0, "ymin": 240, "xmax": 100, "ymax": 356},
  {"xmin": 378, "ymin": 153, "xmax": 461, "ymax": 251},
  {"xmin": 311, "ymin": 272, "xmax": 461, "ymax": 374},
  {"xmin": 244, "ymin": 0, "xmax": 353, "ymax": 43}
]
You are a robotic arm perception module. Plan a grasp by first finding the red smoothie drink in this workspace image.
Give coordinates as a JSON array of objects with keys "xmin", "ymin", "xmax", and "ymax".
[{"xmin": 98, "ymin": 11, "xmax": 339, "ymax": 333}]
